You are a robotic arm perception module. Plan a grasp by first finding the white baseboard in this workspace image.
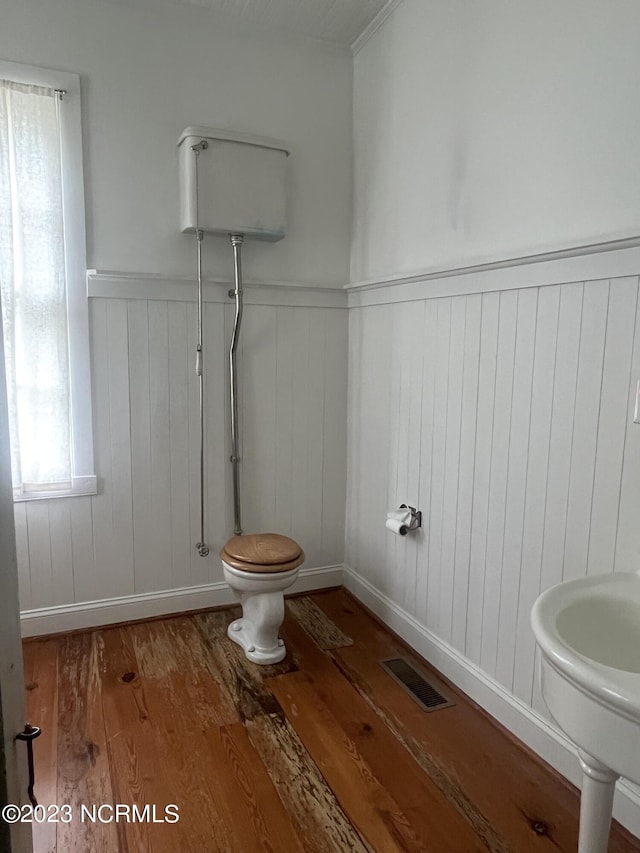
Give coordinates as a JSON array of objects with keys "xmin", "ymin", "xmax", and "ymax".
[
  {"xmin": 20, "ymin": 564, "xmax": 343, "ymax": 638},
  {"xmin": 343, "ymin": 565, "xmax": 640, "ymax": 839}
]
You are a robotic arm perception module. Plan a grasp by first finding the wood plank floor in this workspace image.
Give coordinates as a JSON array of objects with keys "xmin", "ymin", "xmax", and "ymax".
[{"xmin": 22, "ymin": 588, "xmax": 640, "ymax": 853}]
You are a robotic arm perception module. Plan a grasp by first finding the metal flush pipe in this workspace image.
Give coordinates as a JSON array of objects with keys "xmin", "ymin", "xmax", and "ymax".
[
  {"xmin": 191, "ymin": 140, "xmax": 210, "ymax": 558},
  {"xmin": 229, "ymin": 233, "xmax": 244, "ymax": 536},
  {"xmin": 190, "ymin": 140, "xmax": 245, "ymax": 544}
]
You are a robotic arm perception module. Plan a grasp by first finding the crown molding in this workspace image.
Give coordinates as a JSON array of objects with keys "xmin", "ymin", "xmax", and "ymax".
[{"xmin": 351, "ymin": 0, "xmax": 403, "ymax": 55}]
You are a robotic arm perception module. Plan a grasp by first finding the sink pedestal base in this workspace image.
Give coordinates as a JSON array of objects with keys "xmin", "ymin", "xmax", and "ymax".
[{"xmin": 578, "ymin": 750, "xmax": 619, "ymax": 853}]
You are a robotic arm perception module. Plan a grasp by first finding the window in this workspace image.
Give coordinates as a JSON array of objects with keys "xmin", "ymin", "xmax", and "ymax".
[{"xmin": 0, "ymin": 60, "xmax": 95, "ymax": 500}]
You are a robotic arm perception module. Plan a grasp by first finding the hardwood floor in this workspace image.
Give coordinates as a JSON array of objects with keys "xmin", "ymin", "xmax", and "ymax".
[{"xmin": 22, "ymin": 589, "xmax": 640, "ymax": 852}]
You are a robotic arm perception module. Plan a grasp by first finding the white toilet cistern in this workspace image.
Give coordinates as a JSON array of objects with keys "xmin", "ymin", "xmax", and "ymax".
[{"xmin": 178, "ymin": 127, "xmax": 303, "ymax": 665}]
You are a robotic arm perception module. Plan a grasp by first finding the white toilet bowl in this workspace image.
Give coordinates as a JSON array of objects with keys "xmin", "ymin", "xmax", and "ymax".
[{"xmin": 221, "ymin": 533, "xmax": 305, "ymax": 665}]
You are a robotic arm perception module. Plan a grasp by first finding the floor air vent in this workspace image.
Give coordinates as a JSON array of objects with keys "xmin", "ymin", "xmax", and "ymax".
[{"xmin": 380, "ymin": 658, "xmax": 454, "ymax": 712}]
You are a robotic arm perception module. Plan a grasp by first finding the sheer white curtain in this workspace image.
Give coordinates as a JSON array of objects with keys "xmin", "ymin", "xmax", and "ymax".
[{"xmin": 0, "ymin": 79, "xmax": 72, "ymax": 492}]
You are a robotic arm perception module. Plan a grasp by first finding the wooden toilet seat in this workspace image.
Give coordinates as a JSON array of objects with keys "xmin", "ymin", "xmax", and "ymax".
[{"xmin": 220, "ymin": 533, "xmax": 305, "ymax": 573}]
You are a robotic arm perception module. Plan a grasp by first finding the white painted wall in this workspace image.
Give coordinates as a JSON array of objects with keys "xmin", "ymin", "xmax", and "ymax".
[
  {"xmin": 349, "ymin": 0, "xmax": 640, "ymax": 832},
  {"xmin": 347, "ymin": 266, "xmax": 640, "ymax": 706},
  {"xmin": 345, "ymin": 254, "xmax": 640, "ymax": 831},
  {"xmin": 352, "ymin": 0, "xmax": 640, "ymax": 282},
  {"xmin": 0, "ymin": 0, "xmax": 352, "ymax": 286},
  {"xmin": 1, "ymin": 0, "xmax": 351, "ymax": 624},
  {"xmin": 16, "ymin": 283, "xmax": 348, "ymax": 624}
]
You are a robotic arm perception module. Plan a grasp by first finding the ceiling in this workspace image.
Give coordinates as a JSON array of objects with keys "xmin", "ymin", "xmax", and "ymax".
[{"xmin": 153, "ymin": 0, "xmax": 391, "ymax": 46}]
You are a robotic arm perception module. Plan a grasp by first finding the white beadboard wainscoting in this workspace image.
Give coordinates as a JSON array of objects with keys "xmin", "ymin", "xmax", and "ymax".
[
  {"xmin": 345, "ymin": 248, "xmax": 640, "ymax": 834},
  {"xmin": 16, "ymin": 273, "xmax": 348, "ymax": 635}
]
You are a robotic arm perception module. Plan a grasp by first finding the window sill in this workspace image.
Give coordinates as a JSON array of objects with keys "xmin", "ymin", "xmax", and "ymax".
[{"xmin": 13, "ymin": 475, "xmax": 98, "ymax": 503}]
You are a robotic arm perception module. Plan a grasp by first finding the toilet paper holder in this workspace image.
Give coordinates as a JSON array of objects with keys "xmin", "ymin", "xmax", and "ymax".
[
  {"xmin": 386, "ymin": 504, "xmax": 422, "ymax": 536},
  {"xmin": 399, "ymin": 504, "xmax": 422, "ymax": 534}
]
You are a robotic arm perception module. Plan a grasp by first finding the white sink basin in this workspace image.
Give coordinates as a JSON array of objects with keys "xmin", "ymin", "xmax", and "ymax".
[
  {"xmin": 532, "ymin": 572, "xmax": 640, "ymax": 853},
  {"xmin": 557, "ymin": 592, "xmax": 640, "ymax": 673}
]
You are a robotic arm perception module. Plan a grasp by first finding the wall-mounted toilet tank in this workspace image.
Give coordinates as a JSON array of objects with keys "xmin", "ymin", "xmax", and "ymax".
[{"xmin": 177, "ymin": 126, "xmax": 289, "ymax": 241}]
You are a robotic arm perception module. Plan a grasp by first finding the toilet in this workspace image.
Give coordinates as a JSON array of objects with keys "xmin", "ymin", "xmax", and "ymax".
[{"xmin": 221, "ymin": 533, "xmax": 305, "ymax": 664}]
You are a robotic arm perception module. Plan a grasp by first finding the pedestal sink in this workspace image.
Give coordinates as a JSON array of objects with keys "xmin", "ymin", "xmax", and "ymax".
[{"xmin": 531, "ymin": 572, "xmax": 640, "ymax": 853}]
